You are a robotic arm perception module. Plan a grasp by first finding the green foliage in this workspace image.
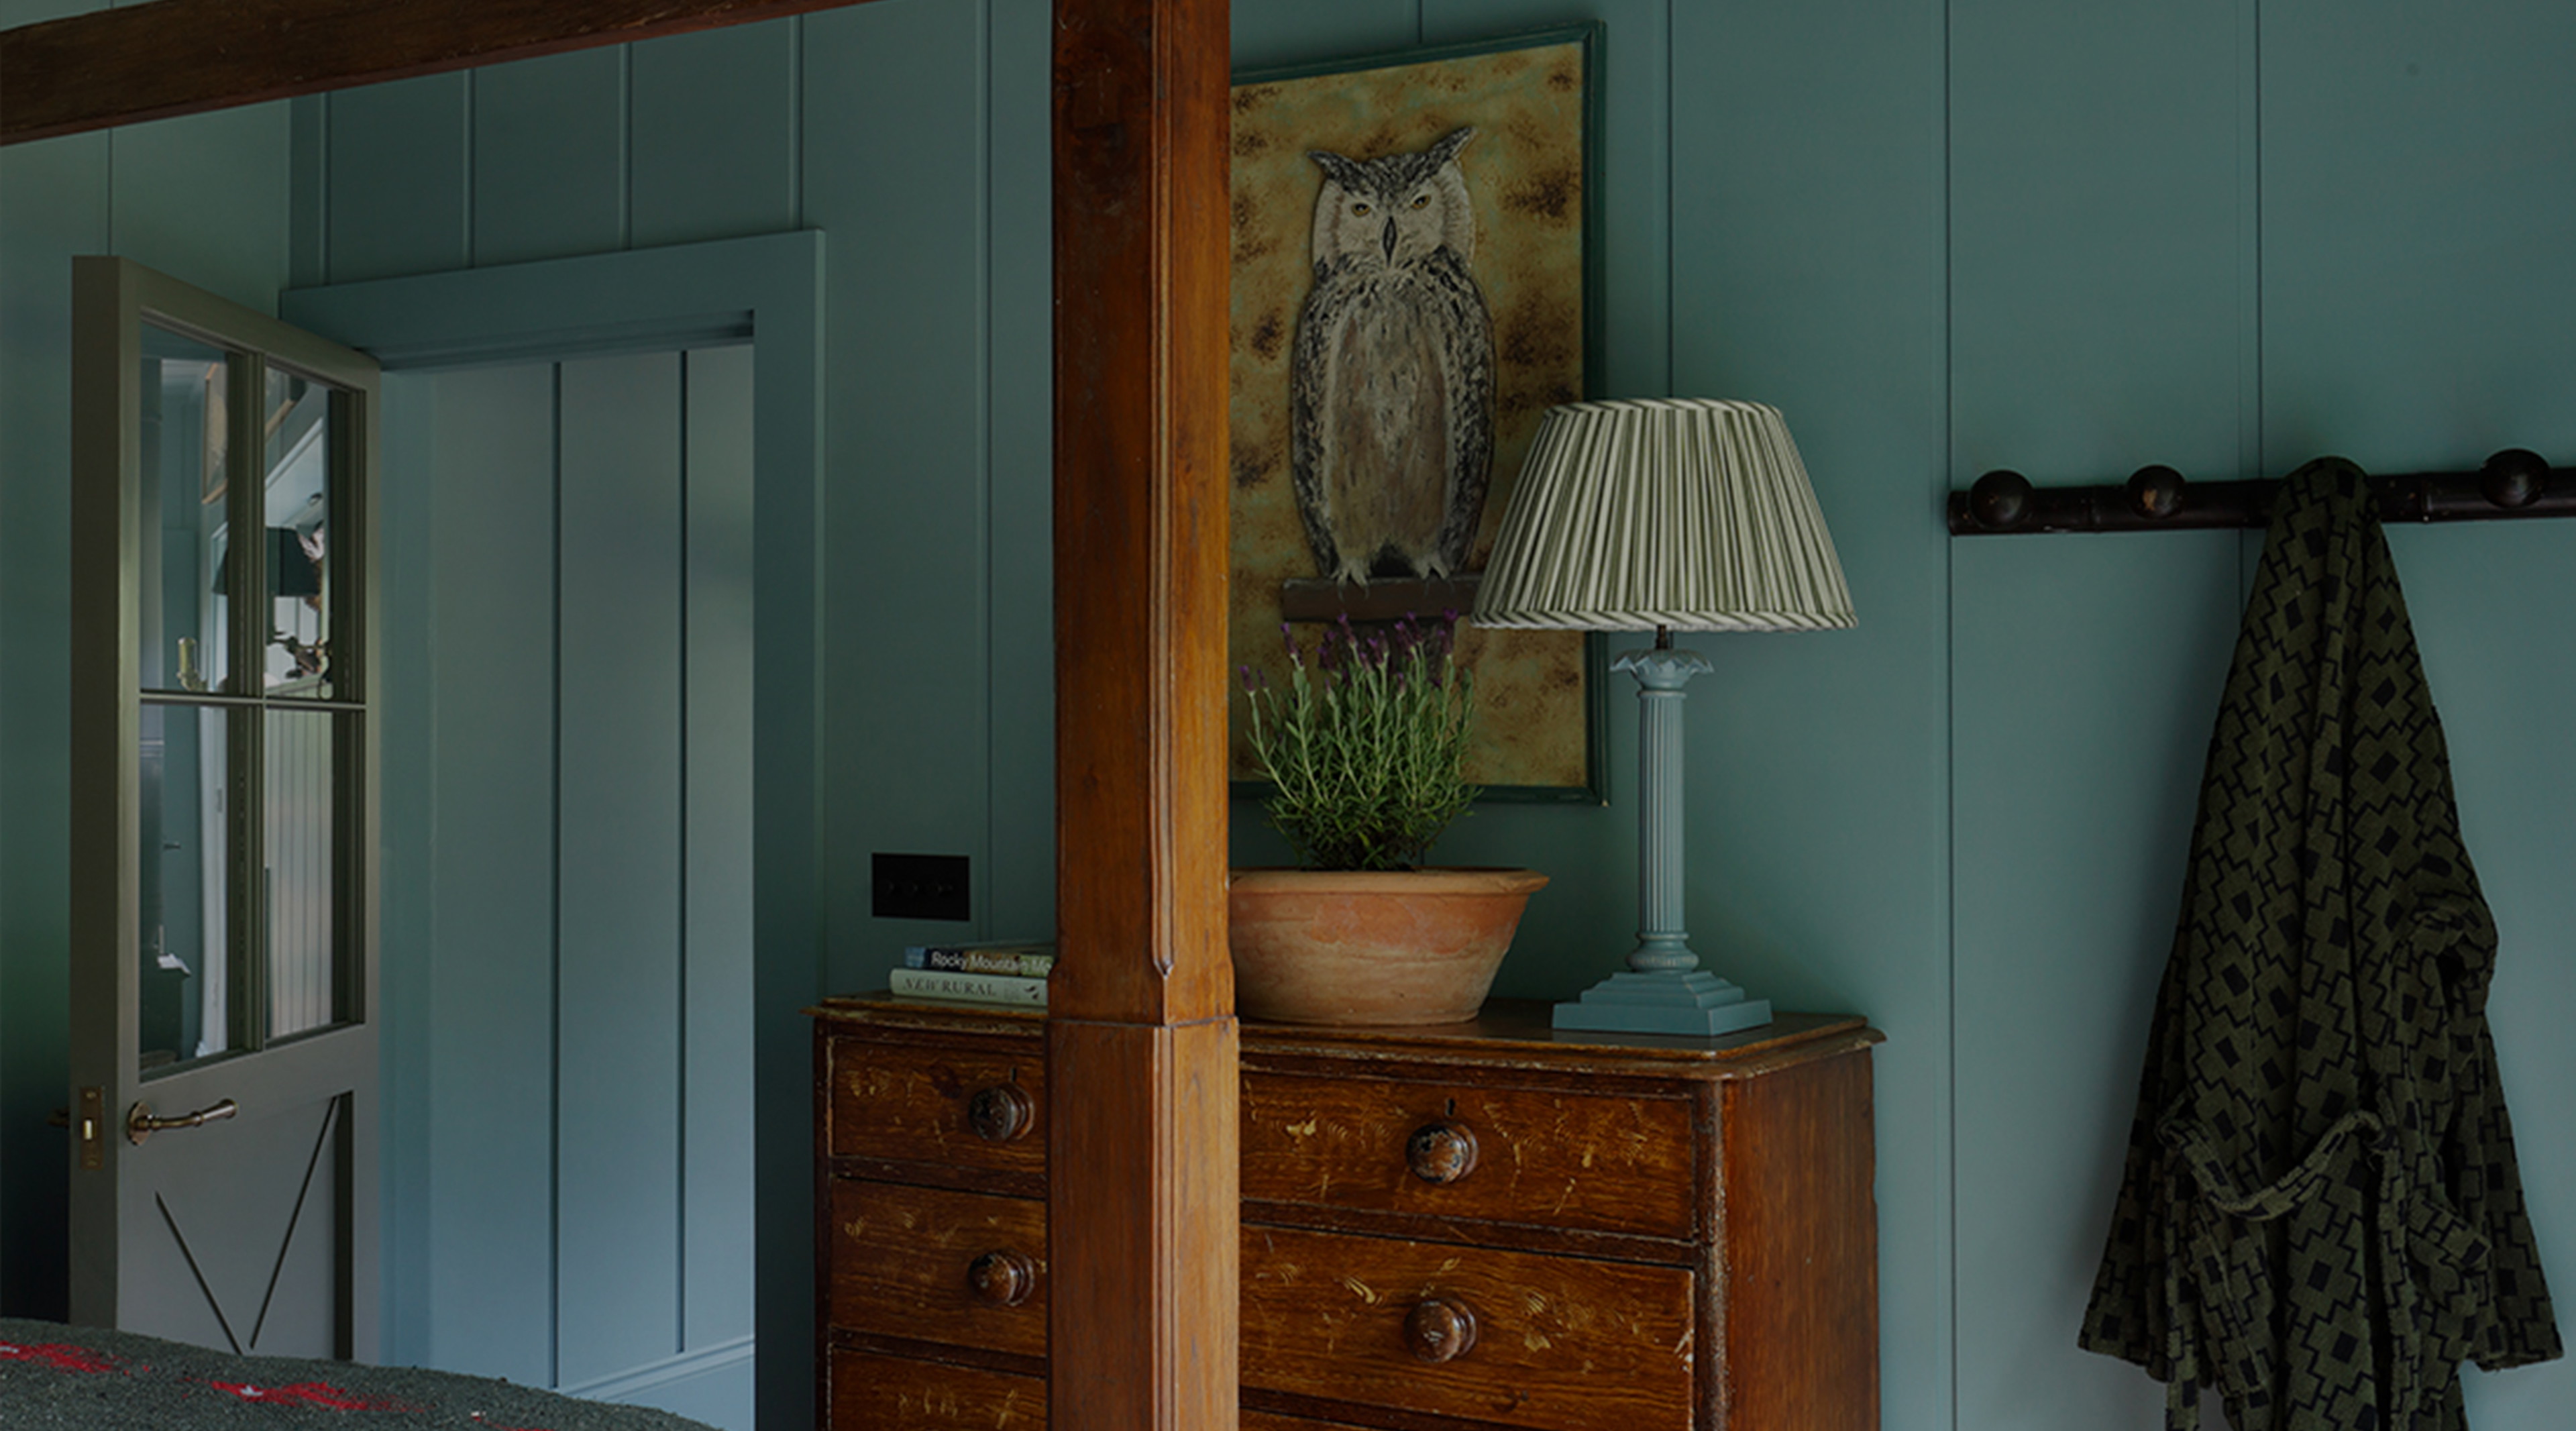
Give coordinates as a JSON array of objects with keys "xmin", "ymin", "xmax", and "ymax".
[{"xmin": 1242, "ymin": 614, "xmax": 1480, "ymax": 871}]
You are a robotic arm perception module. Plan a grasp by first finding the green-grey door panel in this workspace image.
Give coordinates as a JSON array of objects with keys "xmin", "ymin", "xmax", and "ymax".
[{"xmin": 70, "ymin": 256, "xmax": 380, "ymax": 1362}]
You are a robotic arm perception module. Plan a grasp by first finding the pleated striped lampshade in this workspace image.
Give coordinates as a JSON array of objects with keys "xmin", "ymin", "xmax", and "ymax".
[{"xmin": 1471, "ymin": 399, "xmax": 1856, "ymax": 632}]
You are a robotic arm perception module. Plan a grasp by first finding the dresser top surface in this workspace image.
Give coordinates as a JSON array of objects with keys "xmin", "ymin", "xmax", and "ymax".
[{"xmin": 812, "ymin": 995, "xmax": 1880, "ymax": 1079}]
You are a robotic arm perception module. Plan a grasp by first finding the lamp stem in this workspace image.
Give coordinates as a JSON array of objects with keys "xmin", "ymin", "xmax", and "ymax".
[
  {"xmin": 1629, "ymin": 645, "xmax": 1703, "ymax": 974},
  {"xmin": 1548, "ymin": 637, "xmax": 1772, "ymax": 1036}
]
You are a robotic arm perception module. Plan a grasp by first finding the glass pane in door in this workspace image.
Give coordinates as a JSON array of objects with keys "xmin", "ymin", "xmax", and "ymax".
[
  {"xmin": 139, "ymin": 702, "xmax": 234, "ymax": 1072},
  {"xmin": 265, "ymin": 708, "xmax": 342, "ymax": 1040},
  {"xmin": 137, "ymin": 325, "xmax": 231, "ymax": 696},
  {"xmin": 262, "ymin": 368, "xmax": 339, "ymax": 700}
]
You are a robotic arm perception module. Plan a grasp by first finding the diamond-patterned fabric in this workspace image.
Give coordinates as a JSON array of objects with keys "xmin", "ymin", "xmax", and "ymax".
[{"xmin": 2080, "ymin": 460, "xmax": 2561, "ymax": 1430}]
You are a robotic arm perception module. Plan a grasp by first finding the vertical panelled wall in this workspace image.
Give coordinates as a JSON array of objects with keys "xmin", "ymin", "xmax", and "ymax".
[
  {"xmin": 414, "ymin": 350, "xmax": 755, "ymax": 1429},
  {"xmin": 309, "ymin": 11, "xmax": 1051, "ymax": 1430},
  {"xmin": 1949, "ymin": 4, "xmax": 2576, "ymax": 1431},
  {"xmin": 0, "ymin": 2, "xmax": 2564, "ymax": 1430},
  {"xmin": 0, "ymin": 0, "xmax": 294, "ymax": 1317}
]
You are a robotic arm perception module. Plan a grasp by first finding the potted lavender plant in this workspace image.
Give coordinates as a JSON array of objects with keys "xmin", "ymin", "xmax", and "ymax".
[{"xmin": 1230, "ymin": 613, "xmax": 1546, "ymax": 1025}]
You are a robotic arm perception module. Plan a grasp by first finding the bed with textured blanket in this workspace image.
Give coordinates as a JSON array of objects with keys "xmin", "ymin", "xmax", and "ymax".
[{"xmin": 0, "ymin": 1319, "xmax": 717, "ymax": 1430}]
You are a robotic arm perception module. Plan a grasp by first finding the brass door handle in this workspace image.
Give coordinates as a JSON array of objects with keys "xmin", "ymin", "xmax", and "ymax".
[{"xmin": 126, "ymin": 1098, "xmax": 237, "ymax": 1145}]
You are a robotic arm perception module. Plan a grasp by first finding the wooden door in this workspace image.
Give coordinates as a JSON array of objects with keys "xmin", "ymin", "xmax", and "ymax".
[{"xmin": 68, "ymin": 256, "xmax": 383, "ymax": 1360}]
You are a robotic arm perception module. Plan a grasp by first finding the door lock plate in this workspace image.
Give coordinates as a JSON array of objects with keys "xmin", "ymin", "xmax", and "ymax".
[{"xmin": 78, "ymin": 1087, "xmax": 103, "ymax": 1170}]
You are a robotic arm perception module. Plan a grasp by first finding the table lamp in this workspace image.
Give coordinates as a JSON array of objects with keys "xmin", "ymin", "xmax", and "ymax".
[{"xmin": 1471, "ymin": 399, "xmax": 1854, "ymax": 1035}]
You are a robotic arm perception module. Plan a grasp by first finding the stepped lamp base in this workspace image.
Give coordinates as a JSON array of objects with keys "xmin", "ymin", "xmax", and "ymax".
[{"xmin": 1552, "ymin": 969, "xmax": 1774, "ymax": 1037}]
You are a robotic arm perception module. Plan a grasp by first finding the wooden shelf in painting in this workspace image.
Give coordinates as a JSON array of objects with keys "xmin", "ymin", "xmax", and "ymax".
[{"xmin": 1278, "ymin": 575, "xmax": 1481, "ymax": 623}]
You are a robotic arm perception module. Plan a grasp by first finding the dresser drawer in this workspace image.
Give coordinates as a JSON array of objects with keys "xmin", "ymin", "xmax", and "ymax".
[
  {"xmin": 828, "ymin": 1037, "xmax": 1046, "ymax": 1176},
  {"xmin": 1240, "ymin": 1225, "xmax": 1696, "ymax": 1429},
  {"xmin": 828, "ymin": 1347, "xmax": 1046, "ymax": 1430},
  {"xmin": 826, "ymin": 1179, "xmax": 1049, "ymax": 1359},
  {"xmin": 1241, "ymin": 1068, "xmax": 1699, "ymax": 1240}
]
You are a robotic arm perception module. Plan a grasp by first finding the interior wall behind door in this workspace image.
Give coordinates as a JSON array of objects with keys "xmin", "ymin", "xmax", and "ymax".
[{"xmin": 400, "ymin": 345, "xmax": 754, "ymax": 1430}]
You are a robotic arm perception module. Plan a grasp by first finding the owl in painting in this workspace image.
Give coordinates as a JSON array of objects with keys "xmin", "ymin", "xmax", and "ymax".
[{"xmin": 1289, "ymin": 126, "xmax": 1495, "ymax": 585}]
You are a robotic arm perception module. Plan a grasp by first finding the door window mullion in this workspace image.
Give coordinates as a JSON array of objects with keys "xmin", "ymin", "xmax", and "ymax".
[{"xmin": 227, "ymin": 352, "xmax": 269, "ymax": 1052}]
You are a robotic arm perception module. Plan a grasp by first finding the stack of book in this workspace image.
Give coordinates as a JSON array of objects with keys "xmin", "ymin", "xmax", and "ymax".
[{"xmin": 888, "ymin": 940, "xmax": 1056, "ymax": 1009}]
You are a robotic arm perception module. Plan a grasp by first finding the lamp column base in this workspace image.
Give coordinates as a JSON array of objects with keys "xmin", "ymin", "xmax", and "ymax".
[{"xmin": 1552, "ymin": 969, "xmax": 1774, "ymax": 1037}]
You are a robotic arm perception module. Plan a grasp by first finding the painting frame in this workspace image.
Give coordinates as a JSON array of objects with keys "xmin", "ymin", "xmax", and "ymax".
[{"xmin": 1228, "ymin": 22, "xmax": 1609, "ymax": 806}]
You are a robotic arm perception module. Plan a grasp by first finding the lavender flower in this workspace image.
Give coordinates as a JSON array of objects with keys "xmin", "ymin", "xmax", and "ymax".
[{"xmin": 1241, "ymin": 610, "xmax": 1479, "ymax": 871}]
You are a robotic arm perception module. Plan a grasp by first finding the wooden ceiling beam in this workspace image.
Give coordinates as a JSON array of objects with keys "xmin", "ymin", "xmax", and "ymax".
[{"xmin": 1, "ymin": 0, "xmax": 867, "ymax": 146}]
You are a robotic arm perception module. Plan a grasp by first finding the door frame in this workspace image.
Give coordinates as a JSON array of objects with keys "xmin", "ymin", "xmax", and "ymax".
[{"xmin": 281, "ymin": 228, "xmax": 822, "ymax": 1422}]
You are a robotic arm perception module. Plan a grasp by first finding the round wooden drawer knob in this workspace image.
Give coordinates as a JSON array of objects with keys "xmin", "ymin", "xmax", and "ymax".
[
  {"xmin": 968, "ymin": 1083, "xmax": 1034, "ymax": 1143},
  {"xmin": 1405, "ymin": 1297, "xmax": 1477, "ymax": 1363},
  {"xmin": 967, "ymin": 1249, "xmax": 1037, "ymax": 1308},
  {"xmin": 1405, "ymin": 1120, "xmax": 1479, "ymax": 1184}
]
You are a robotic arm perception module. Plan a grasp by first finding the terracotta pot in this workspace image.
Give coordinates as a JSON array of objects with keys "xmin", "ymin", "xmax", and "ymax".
[{"xmin": 1226, "ymin": 867, "xmax": 1549, "ymax": 1026}]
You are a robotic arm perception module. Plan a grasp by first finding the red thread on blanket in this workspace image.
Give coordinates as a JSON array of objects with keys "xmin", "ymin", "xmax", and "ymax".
[
  {"xmin": 0, "ymin": 1340, "xmax": 123, "ymax": 1373},
  {"xmin": 207, "ymin": 1379, "xmax": 420, "ymax": 1411}
]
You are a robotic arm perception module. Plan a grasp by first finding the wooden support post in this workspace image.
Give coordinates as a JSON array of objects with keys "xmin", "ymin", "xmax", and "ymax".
[
  {"xmin": 0, "ymin": 0, "xmax": 871, "ymax": 146},
  {"xmin": 1049, "ymin": 0, "xmax": 1238, "ymax": 1424}
]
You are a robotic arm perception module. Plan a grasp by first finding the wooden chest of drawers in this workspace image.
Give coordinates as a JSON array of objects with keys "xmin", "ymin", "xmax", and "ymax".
[{"xmin": 812, "ymin": 996, "xmax": 1882, "ymax": 1430}]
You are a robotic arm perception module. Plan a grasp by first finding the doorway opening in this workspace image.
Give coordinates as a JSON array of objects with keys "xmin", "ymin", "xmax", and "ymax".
[{"xmin": 386, "ymin": 344, "xmax": 755, "ymax": 1429}]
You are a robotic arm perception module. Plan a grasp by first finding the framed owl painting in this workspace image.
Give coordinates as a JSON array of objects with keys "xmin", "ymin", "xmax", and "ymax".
[{"xmin": 1228, "ymin": 24, "xmax": 1607, "ymax": 801}]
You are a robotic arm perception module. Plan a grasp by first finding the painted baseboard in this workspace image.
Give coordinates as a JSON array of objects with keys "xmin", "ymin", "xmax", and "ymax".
[{"xmin": 557, "ymin": 1335, "xmax": 753, "ymax": 1402}]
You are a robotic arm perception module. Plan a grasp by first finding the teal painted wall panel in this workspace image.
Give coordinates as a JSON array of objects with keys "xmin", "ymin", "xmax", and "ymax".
[
  {"xmin": 985, "ymin": 0, "xmax": 1056, "ymax": 943},
  {"xmin": 475, "ymin": 50, "xmax": 629, "ymax": 268},
  {"xmin": 423, "ymin": 362, "xmax": 559, "ymax": 1387},
  {"xmin": 633, "ymin": 21, "xmax": 802, "ymax": 249},
  {"xmin": 2261, "ymin": 1, "xmax": 2576, "ymax": 474},
  {"xmin": 555, "ymin": 351, "xmax": 687, "ymax": 1387},
  {"xmin": 290, "ymin": 97, "xmax": 329, "ymax": 289},
  {"xmin": 1948, "ymin": 0, "xmax": 2253, "ymax": 484},
  {"xmin": 1234, "ymin": 0, "xmax": 1424, "ymax": 70},
  {"xmin": 1951, "ymin": 533, "xmax": 2245, "ymax": 1431},
  {"xmin": 681, "ymin": 344, "xmax": 758, "ymax": 1360},
  {"xmin": 0, "ymin": 128, "xmax": 106, "ymax": 1321},
  {"xmin": 1669, "ymin": 2, "xmax": 1953, "ymax": 1425},
  {"xmin": 1943, "ymin": 7, "xmax": 2251, "ymax": 1428},
  {"xmin": 110, "ymin": 105, "xmax": 294, "ymax": 315},
  {"xmin": 325, "ymin": 76, "xmax": 470, "ymax": 282},
  {"xmin": 800, "ymin": 0, "xmax": 996, "ymax": 988}
]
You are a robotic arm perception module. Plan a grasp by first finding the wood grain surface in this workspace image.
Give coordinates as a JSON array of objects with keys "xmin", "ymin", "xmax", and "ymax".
[
  {"xmin": 1718, "ymin": 1045, "xmax": 1880, "ymax": 1431},
  {"xmin": 828, "ymin": 1037, "xmax": 1048, "ymax": 1178},
  {"xmin": 0, "ymin": 0, "xmax": 871, "ymax": 145},
  {"xmin": 1048, "ymin": 0, "xmax": 1232, "ymax": 1027},
  {"xmin": 1240, "ymin": 1069, "xmax": 1698, "ymax": 1240},
  {"xmin": 828, "ymin": 1346, "xmax": 1049, "ymax": 1430},
  {"xmin": 1046, "ymin": 1018, "xmax": 1240, "ymax": 1430},
  {"xmin": 1240, "ymin": 1224, "xmax": 1695, "ymax": 1428},
  {"xmin": 815, "ymin": 1002, "xmax": 1882, "ymax": 1431},
  {"xmin": 826, "ymin": 1180, "xmax": 1050, "ymax": 1360},
  {"xmin": 1044, "ymin": 0, "xmax": 1238, "ymax": 1420}
]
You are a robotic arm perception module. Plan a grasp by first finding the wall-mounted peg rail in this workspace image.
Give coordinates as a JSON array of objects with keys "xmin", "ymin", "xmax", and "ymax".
[{"xmin": 1947, "ymin": 449, "xmax": 2576, "ymax": 535}]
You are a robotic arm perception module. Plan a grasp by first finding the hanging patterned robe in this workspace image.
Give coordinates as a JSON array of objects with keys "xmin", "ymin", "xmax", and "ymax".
[{"xmin": 2080, "ymin": 460, "xmax": 2561, "ymax": 1430}]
